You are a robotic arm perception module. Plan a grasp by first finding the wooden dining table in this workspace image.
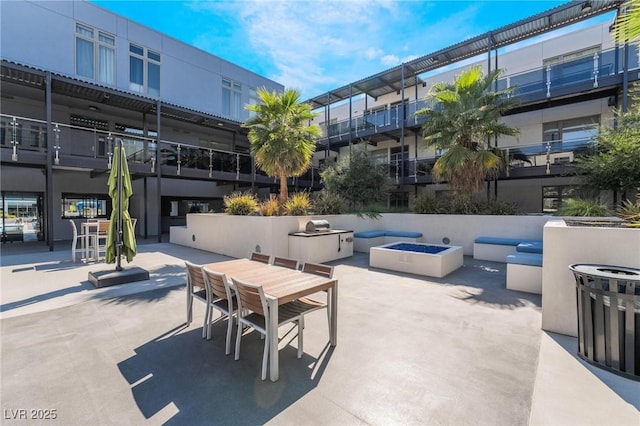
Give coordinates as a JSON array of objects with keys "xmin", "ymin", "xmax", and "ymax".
[{"xmin": 204, "ymin": 258, "xmax": 338, "ymax": 382}]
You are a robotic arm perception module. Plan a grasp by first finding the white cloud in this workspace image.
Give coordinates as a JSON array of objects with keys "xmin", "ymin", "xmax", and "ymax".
[
  {"xmin": 192, "ymin": 0, "xmax": 407, "ymax": 97},
  {"xmin": 188, "ymin": 1, "xmax": 488, "ymax": 98},
  {"xmin": 365, "ymin": 47, "xmax": 384, "ymax": 60},
  {"xmin": 381, "ymin": 55, "xmax": 400, "ymax": 66}
]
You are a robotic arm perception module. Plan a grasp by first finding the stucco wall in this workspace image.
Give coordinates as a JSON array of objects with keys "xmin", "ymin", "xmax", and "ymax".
[{"xmin": 171, "ymin": 213, "xmax": 551, "ymax": 257}]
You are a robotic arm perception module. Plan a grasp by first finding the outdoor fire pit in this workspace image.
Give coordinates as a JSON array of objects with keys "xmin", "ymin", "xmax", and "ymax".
[{"xmin": 370, "ymin": 242, "xmax": 463, "ymax": 278}]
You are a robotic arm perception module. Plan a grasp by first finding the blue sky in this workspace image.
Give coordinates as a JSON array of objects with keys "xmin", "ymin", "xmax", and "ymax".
[{"xmin": 92, "ymin": 1, "xmax": 611, "ymax": 100}]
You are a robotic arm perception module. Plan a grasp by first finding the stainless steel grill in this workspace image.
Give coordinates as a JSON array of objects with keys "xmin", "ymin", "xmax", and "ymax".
[{"xmin": 305, "ymin": 219, "xmax": 331, "ymax": 233}]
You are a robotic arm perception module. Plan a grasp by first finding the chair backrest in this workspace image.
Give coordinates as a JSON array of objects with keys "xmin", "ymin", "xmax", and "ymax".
[
  {"xmin": 98, "ymin": 220, "xmax": 110, "ymax": 235},
  {"xmin": 302, "ymin": 262, "xmax": 334, "ymax": 278},
  {"xmin": 202, "ymin": 266, "xmax": 233, "ymax": 300},
  {"xmin": 273, "ymin": 256, "xmax": 299, "ymax": 270},
  {"xmin": 250, "ymin": 252, "xmax": 270, "ymax": 264},
  {"xmin": 231, "ymin": 277, "xmax": 267, "ymax": 316},
  {"xmin": 184, "ymin": 261, "xmax": 206, "ymax": 291},
  {"xmin": 69, "ymin": 219, "xmax": 78, "ymax": 239}
]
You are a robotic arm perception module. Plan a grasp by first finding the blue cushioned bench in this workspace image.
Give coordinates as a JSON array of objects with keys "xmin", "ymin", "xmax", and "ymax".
[
  {"xmin": 506, "ymin": 252, "xmax": 543, "ymax": 294},
  {"xmin": 354, "ymin": 230, "xmax": 423, "ymax": 253},
  {"xmin": 506, "ymin": 252, "xmax": 543, "ymax": 267},
  {"xmin": 516, "ymin": 241, "xmax": 543, "ymax": 254},
  {"xmin": 473, "ymin": 236, "xmax": 542, "ymax": 262}
]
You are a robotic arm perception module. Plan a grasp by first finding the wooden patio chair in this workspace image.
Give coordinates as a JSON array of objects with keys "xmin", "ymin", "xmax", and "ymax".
[
  {"xmin": 94, "ymin": 220, "xmax": 110, "ymax": 260},
  {"xmin": 272, "ymin": 256, "xmax": 299, "ymax": 270},
  {"xmin": 201, "ymin": 266, "xmax": 238, "ymax": 355},
  {"xmin": 250, "ymin": 252, "xmax": 271, "ymax": 264},
  {"xmin": 231, "ymin": 277, "xmax": 325, "ymax": 380},
  {"xmin": 300, "ymin": 262, "xmax": 333, "ymax": 325},
  {"xmin": 184, "ymin": 261, "xmax": 209, "ymax": 339}
]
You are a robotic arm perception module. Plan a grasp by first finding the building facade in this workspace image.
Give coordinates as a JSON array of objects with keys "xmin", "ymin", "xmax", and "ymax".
[
  {"xmin": 0, "ymin": 0, "xmax": 303, "ymax": 247},
  {"xmin": 306, "ymin": 0, "xmax": 637, "ymax": 213},
  {"xmin": 1, "ymin": 0, "xmax": 637, "ymax": 248}
]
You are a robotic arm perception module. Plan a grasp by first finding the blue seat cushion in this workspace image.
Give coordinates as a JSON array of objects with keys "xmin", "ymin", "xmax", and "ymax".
[
  {"xmin": 354, "ymin": 231, "xmax": 386, "ymax": 239},
  {"xmin": 475, "ymin": 236, "xmax": 523, "ymax": 246},
  {"xmin": 516, "ymin": 241, "xmax": 543, "ymax": 254},
  {"xmin": 506, "ymin": 253, "xmax": 543, "ymax": 267},
  {"xmin": 383, "ymin": 231, "xmax": 422, "ymax": 238}
]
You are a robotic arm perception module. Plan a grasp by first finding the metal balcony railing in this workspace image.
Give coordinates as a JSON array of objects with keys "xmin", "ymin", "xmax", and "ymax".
[
  {"xmin": 320, "ymin": 44, "xmax": 640, "ymax": 138},
  {"xmin": 0, "ymin": 114, "xmax": 321, "ymax": 185},
  {"xmin": 387, "ymin": 137, "xmax": 594, "ymax": 182}
]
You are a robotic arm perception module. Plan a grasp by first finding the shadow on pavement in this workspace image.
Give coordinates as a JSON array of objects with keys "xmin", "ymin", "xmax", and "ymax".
[
  {"xmin": 548, "ymin": 332, "xmax": 640, "ymax": 410},
  {"xmin": 118, "ymin": 320, "xmax": 334, "ymax": 424}
]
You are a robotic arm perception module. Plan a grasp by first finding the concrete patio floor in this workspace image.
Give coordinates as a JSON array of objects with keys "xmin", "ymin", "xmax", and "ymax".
[{"xmin": 1, "ymin": 242, "xmax": 638, "ymax": 425}]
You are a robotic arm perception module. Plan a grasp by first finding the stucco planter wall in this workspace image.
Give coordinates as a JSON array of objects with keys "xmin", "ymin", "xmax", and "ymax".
[
  {"xmin": 170, "ymin": 213, "xmax": 311, "ymax": 259},
  {"xmin": 170, "ymin": 213, "xmax": 550, "ymax": 257},
  {"xmin": 542, "ymin": 219, "xmax": 640, "ymax": 337}
]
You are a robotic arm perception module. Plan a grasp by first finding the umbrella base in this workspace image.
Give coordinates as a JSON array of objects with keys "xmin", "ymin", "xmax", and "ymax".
[{"xmin": 88, "ymin": 267, "xmax": 150, "ymax": 288}]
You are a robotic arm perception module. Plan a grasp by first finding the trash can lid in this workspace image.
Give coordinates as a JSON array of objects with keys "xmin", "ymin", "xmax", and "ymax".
[{"xmin": 569, "ymin": 264, "xmax": 640, "ymax": 280}]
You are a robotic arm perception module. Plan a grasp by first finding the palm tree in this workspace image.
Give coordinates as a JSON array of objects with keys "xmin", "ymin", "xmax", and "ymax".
[
  {"xmin": 415, "ymin": 65, "xmax": 518, "ymax": 196},
  {"xmin": 613, "ymin": 0, "xmax": 640, "ymax": 45},
  {"xmin": 244, "ymin": 88, "xmax": 321, "ymax": 203}
]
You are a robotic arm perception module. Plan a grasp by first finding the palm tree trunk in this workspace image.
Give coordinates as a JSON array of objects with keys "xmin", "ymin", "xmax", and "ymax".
[{"xmin": 279, "ymin": 174, "xmax": 288, "ymax": 203}]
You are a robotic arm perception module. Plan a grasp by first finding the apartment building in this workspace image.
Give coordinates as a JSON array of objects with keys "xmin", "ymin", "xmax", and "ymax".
[
  {"xmin": 1, "ymin": 1, "xmax": 636, "ymax": 249},
  {"xmin": 0, "ymin": 0, "xmax": 294, "ymax": 247},
  {"xmin": 306, "ymin": 0, "xmax": 637, "ymax": 213}
]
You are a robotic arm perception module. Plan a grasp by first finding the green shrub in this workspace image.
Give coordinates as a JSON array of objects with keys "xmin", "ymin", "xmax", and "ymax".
[
  {"xmin": 259, "ymin": 196, "xmax": 281, "ymax": 216},
  {"xmin": 484, "ymin": 199, "xmax": 519, "ymax": 215},
  {"xmin": 617, "ymin": 197, "xmax": 640, "ymax": 227},
  {"xmin": 284, "ymin": 192, "xmax": 311, "ymax": 216},
  {"xmin": 224, "ymin": 191, "xmax": 258, "ymax": 215},
  {"xmin": 444, "ymin": 195, "xmax": 482, "ymax": 215},
  {"xmin": 557, "ymin": 198, "xmax": 610, "ymax": 217},
  {"xmin": 353, "ymin": 203, "xmax": 384, "ymax": 219},
  {"xmin": 312, "ymin": 190, "xmax": 344, "ymax": 215},
  {"xmin": 413, "ymin": 193, "xmax": 441, "ymax": 214}
]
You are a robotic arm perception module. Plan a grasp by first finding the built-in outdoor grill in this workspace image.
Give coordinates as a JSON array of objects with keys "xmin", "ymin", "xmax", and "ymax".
[
  {"xmin": 305, "ymin": 219, "xmax": 331, "ymax": 233},
  {"xmin": 289, "ymin": 220, "xmax": 354, "ymax": 263}
]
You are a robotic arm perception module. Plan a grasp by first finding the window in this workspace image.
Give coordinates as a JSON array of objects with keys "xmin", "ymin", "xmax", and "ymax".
[
  {"xmin": 543, "ymin": 116, "xmax": 599, "ymax": 145},
  {"xmin": 129, "ymin": 44, "xmax": 161, "ymax": 96},
  {"xmin": 248, "ymin": 87, "xmax": 259, "ymax": 119},
  {"xmin": 542, "ymin": 185, "xmax": 581, "ymax": 213},
  {"xmin": 62, "ymin": 194, "xmax": 110, "ymax": 219},
  {"xmin": 389, "ymin": 191, "xmax": 409, "ymax": 210},
  {"xmin": 75, "ymin": 23, "xmax": 115, "ymax": 85},
  {"xmin": 222, "ymin": 78, "xmax": 242, "ymax": 119}
]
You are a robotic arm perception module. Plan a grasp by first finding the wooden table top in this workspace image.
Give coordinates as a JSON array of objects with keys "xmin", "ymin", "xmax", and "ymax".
[{"xmin": 204, "ymin": 258, "xmax": 335, "ymax": 305}]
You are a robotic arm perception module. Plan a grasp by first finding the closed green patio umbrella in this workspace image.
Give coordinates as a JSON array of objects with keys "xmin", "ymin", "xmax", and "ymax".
[{"xmin": 106, "ymin": 141, "xmax": 136, "ymax": 269}]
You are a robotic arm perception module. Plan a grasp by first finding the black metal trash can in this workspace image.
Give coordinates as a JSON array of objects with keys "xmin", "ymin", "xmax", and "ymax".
[{"xmin": 569, "ymin": 264, "xmax": 640, "ymax": 381}]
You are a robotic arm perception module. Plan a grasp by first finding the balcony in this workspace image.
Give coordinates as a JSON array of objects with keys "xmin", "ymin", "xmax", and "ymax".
[
  {"xmin": 319, "ymin": 45, "xmax": 639, "ymax": 147},
  {"xmin": 384, "ymin": 137, "xmax": 593, "ymax": 184},
  {"xmin": 0, "ymin": 114, "xmax": 322, "ymax": 189}
]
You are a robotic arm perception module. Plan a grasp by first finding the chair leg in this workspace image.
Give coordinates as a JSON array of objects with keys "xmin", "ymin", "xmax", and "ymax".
[
  {"xmin": 297, "ymin": 317, "xmax": 304, "ymax": 359},
  {"xmin": 326, "ymin": 289, "xmax": 332, "ymax": 330},
  {"xmin": 235, "ymin": 319, "xmax": 243, "ymax": 361},
  {"xmin": 225, "ymin": 313, "xmax": 233, "ymax": 355},
  {"xmin": 261, "ymin": 332, "xmax": 269, "ymax": 381},
  {"xmin": 202, "ymin": 304, "xmax": 210, "ymax": 339},
  {"xmin": 186, "ymin": 292, "xmax": 193, "ymax": 325}
]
